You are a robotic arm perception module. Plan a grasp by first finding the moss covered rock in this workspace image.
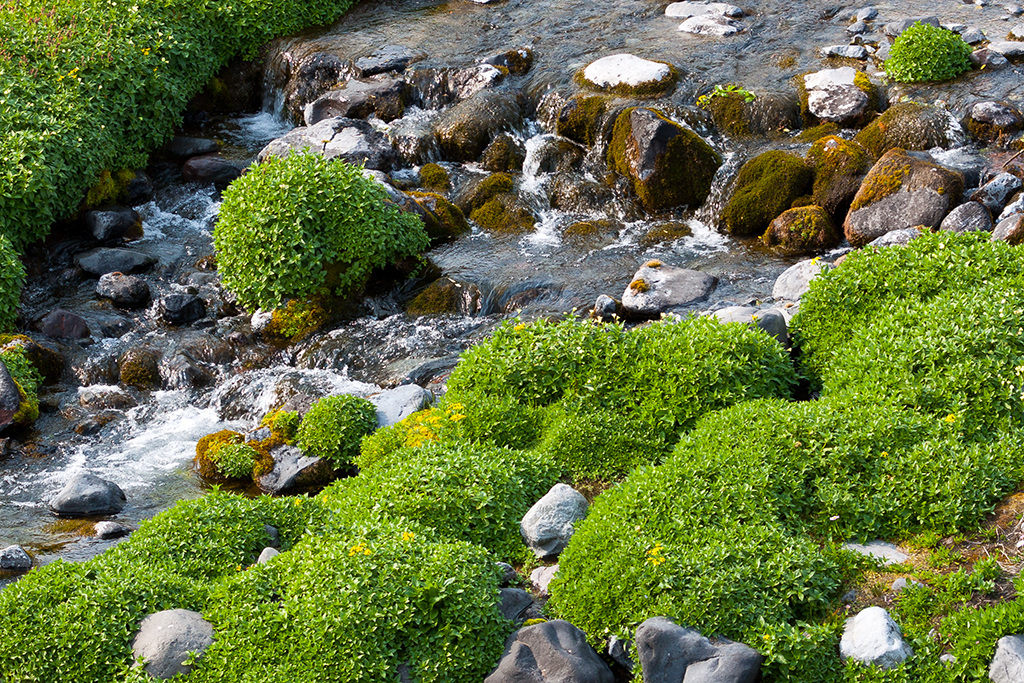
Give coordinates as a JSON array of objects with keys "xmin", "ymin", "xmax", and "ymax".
[
  {"xmin": 607, "ymin": 107, "xmax": 721, "ymax": 212},
  {"xmin": 578, "ymin": 54, "xmax": 678, "ymax": 98},
  {"xmin": 556, "ymin": 94, "xmax": 614, "ymax": 147},
  {"xmin": 434, "ymin": 90, "xmax": 523, "ymax": 162},
  {"xmin": 854, "ymin": 102, "xmax": 966, "ymax": 158},
  {"xmin": 806, "ymin": 135, "xmax": 871, "ymax": 220},
  {"xmin": 639, "ymin": 222, "xmax": 693, "ymax": 246},
  {"xmin": 408, "ymin": 191, "xmax": 471, "ymax": 244},
  {"xmin": 418, "ymin": 163, "xmax": 451, "ymax": 192},
  {"xmin": 480, "ymin": 134, "xmax": 526, "ymax": 173},
  {"xmin": 761, "ymin": 206, "xmax": 840, "ymax": 255},
  {"xmin": 456, "ymin": 173, "xmax": 535, "ymax": 234},
  {"xmin": 407, "ymin": 277, "xmax": 485, "ymax": 316},
  {"xmin": 701, "ymin": 90, "xmax": 800, "ymax": 137},
  {"xmin": 263, "ymin": 296, "xmax": 331, "ymax": 342},
  {"xmin": 720, "ymin": 150, "xmax": 813, "ymax": 236},
  {"xmin": 844, "ymin": 148, "xmax": 965, "ymax": 247},
  {"xmin": 962, "ymin": 100, "xmax": 1024, "ymax": 144},
  {"xmin": 118, "ymin": 347, "xmax": 161, "ymax": 390},
  {"xmin": 194, "ymin": 429, "xmax": 245, "ymax": 481}
]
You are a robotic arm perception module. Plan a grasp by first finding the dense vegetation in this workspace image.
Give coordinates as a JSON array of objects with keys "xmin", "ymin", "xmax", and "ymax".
[{"xmin": 884, "ymin": 22, "xmax": 972, "ymax": 84}]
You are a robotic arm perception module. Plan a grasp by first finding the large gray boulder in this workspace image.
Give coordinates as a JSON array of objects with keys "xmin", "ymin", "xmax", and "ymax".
[
  {"xmin": 485, "ymin": 620, "xmax": 615, "ymax": 683},
  {"xmin": 772, "ymin": 259, "xmax": 831, "ymax": 301},
  {"xmin": 499, "ymin": 588, "xmax": 536, "ymax": 623},
  {"xmin": 844, "ymin": 149, "xmax": 964, "ymax": 248},
  {"xmin": 370, "ymin": 384, "xmax": 432, "ymax": 428},
  {"xmin": 0, "ymin": 545, "xmax": 32, "ymax": 572},
  {"xmin": 621, "ymin": 261, "xmax": 718, "ymax": 317},
  {"xmin": 635, "ymin": 616, "xmax": 763, "ymax": 683},
  {"xmin": 712, "ymin": 306, "xmax": 788, "ymax": 345},
  {"xmin": 840, "ymin": 606, "xmax": 914, "ymax": 669},
  {"xmin": 85, "ymin": 206, "xmax": 143, "ymax": 242},
  {"xmin": 75, "ymin": 248, "xmax": 156, "ymax": 276},
  {"xmin": 48, "ymin": 472, "xmax": 126, "ymax": 517},
  {"xmin": 131, "ymin": 609, "xmax": 214, "ymax": 679},
  {"xmin": 255, "ymin": 445, "xmax": 333, "ymax": 495},
  {"xmin": 258, "ymin": 117, "xmax": 397, "ymax": 170},
  {"xmin": 803, "ymin": 67, "xmax": 874, "ymax": 125},
  {"xmin": 521, "ymin": 483, "xmax": 588, "ymax": 559},
  {"xmin": 990, "ymin": 634, "xmax": 1024, "ymax": 683},
  {"xmin": 940, "ymin": 201, "xmax": 993, "ymax": 233}
]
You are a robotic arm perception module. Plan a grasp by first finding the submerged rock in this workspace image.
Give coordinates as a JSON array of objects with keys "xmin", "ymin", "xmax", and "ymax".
[
  {"xmin": 433, "ymin": 90, "xmax": 523, "ymax": 162},
  {"xmin": 354, "ymin": 45, "xmax": 426, "ymax": 77},
  {"xmin": 181, "ymin": 154, "xmax": 241, "ymax": 189},
  {"xmin": 76, "ymin": 248, "xmax": 156, "ymax": 276}
]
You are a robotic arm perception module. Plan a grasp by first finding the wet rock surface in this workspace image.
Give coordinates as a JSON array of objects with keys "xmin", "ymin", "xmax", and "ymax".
[{"xmin": 48, "ymin": 472, "xmax": 127, "ymax": 517}]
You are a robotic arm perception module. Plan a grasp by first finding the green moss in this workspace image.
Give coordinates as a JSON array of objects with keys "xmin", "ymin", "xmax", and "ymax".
[
  {"xmin": 408, "ymin": 191, "xmax": 471, "ymax": 243},
  {"xmin": 639, "ymin": 222, "xmax": 693, "ymax": 246},
  {"xmin": 419, "ymin": 163, "xmax": 450, "ymax": 192},
  {"xmin": 720, "ymin": 150, "xmax": 813, "ymax": 236},
  {"xmin": 264, "ymin": 296, "xmax": 330, "ymax": 342},
  {"xmin": 854, "ymin": 102, "xmax": 957, "ymax": 158},
  {"xmin": 84, "ymin": 169, "xmax": 136, "ymax": 209},
  {"xmin": 701, "ymin": 91, "xmax": 752, "ymax": 136},
  {"xmin": 761, "ymin": 205, "xmax": 840, "ymax": 255},
  {"xmin": 469, "ymin": 197, "xmax": 535, "ymax": 234},
  {"xmin": 576, "ymin": 59, "xmax": 679, "ymax": 98},
  {"xmin": 480, "ymin": 135, "xmax": 525, "ymax": 173},
  {"xmin": 556, "ymin": 95, "xmax": 611, "ymax": 147},
  {"xmin": 498, "ymin": 47, "xmax": 533, "ymax": 75},
  {"xmin": 848, "ymin": 148, "xmax": 912, "ymax": 211},
  {"xmin": 118, "ymin": 347, "xmax": 161, "ymax": 390},
  {"xmin": 797, "ymin": 122, "xmax": 840, "ymax": 142},
  {"xmin": 607, "ymin": 107, "xmax": 722, "ymax": 212},
  {"xmin": 628, "ymin": 278, "xmax": 650, "ymax": 293},
  {"xmin": 407, "ymin": 279, "xmax": 459, "ymax": 315},
  {"xmin": 805, "ymin": 135, "xmax": 871, "ymax": 219},
  {"xmin": 194, "ymin": 429, "xmax": 244, "ymax": 481}
]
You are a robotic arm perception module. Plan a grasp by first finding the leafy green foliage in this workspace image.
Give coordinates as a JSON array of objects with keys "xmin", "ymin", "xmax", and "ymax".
[
  {"xmin": 0, "ymin": 0, "xmax": 357, "ymax": 249},
  {"xmin": 884, "ymin": 22, "xmax": 972, "ymax": 83},
  {"xmin": 212, "ymin": 442, "xmax": 260, "ymax": 479},
  {"xmin": 295, "ymin": 393, "xmax": 378, "ymax": 469},
  {"xmin": 322, "ymin": 441, "xmax": 560, "ymax": 561},
  {"xmin": 697, "ymin": 83, "xmax": 756, "ymax": 107},
  {"xmin": 215, "ymin": 154, "xmax": 429, "ymax": 311},
  {"xmin": 0, "ymin": 235, "xmax": 24, "ymax": 331},
  {"xmin": 0, "ymin": 340, "xmax": 42, "ymax": 425}
]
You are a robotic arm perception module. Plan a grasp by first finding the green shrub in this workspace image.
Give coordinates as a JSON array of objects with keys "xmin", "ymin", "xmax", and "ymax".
[
  {"xmin": 295, "ymin": 393, "xmax": 378, "ymax": 469},
  {"xmin": 321, "ymin": 441, "xmax": 560, "ymax": 561},
  {"xmin": 215, "ymin": 154, "xmax": 429, "ymax": 311},
  {"xmin": 0, "ymin": 235, "xmax": 24, "ymax": 331},
  {"xmin": 0, "ymin": 340, "xmax": 42, "ymax": 426},
  {"xmin": 0, "ymin": 0, "xmax": 358, "ymax": 250},
  {"xmin": 212, "ymin": 442, "xmax": 260, "ymax": 479},
  {"xmin": 884, "ymin": 22, "xmax": 972, "ymax": 83}
]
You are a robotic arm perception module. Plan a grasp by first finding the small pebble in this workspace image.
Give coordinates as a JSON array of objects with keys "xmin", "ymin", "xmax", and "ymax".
[
  {"xmin": 1009, "ymin": 4, "xmax": 1024, "ymax": 16},
  {"xmin": 94, "ymin": 521, "xmax": 131, "ymax": 539},
  {"xmin": 848, "ymin": 20, "xmax": 868, "ymax": 34}
]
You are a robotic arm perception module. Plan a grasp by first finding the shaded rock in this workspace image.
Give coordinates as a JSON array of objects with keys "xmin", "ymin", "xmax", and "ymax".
[
  {"xmin": 883, "ymin": 16, "xmax": 939, "ymax": 38},
  {"xmin": 608, "ymin": 107, "xmax": 721, "ymax": 212},
  {"xmin": 666, "ymin": 1, "xmax": 744, "ymax": 18},
  {"xmin": 39, "ymin": 309, "xmax": 90, "ymax": 339},
  {"xmin": 844, "ymin": 149, "xmax": 964, "ymax": 247},
  {"xmin": 434, "ymin": 90, "xmax": 523, "ymax": 162},
  {"xmin": 480, "ymin": 134, "xmax": 526, "ymax": 173},
  {"xmin": 119, "ymin": 347, "xmax": 162, "ymax": 390},
  {"xmin": 354, "ymin": 45, "xmax": 426, "ymax": 77},
  {"xmin": 1001, "ymin": 196, "xmax": 1024, "ymax": 221},
  {"xmin": 857, "ymin": 7, "xmax": 878, "ymax": 20},
  {"xmin": 497, "ymin": 562, "xmax": 518, "ymax": 587},
  {"xmin": 407, "ymin": 64, "xmax": 506, "ymax": 108},
  {"xmin": 485, "ymin": 620, "xmax": 614, "ymax": 683},
  {"xmin": 48, "ymin": 472, "xmax": 126, "ymax": 517},
  {"xmin": 712, "ymin": 306, "xmax": 789, "ymax": 345},
  {"xmin": 993, "ymin": 213, "xmax": 1024, "ymax": 244},
  {"xmin": 304, "ymin": 78, "xmax": 407, "ymax": 125},
  {"xmin": 622, "ymin": 261, "xmax": 718, "ymax": 316},
  {"xmin": 482, "ymin": 47, "xmax": 535, "ymax": 75},
  {"xmin": 164, "ymin": 136, "xmax": 218, "ymax": 159},
  {"xmin": 608, "ymin": 636, "xmax": 636, "ymax": 672},
  {"xmin": 972, "ymin": 173, "xmax": 1022, "ymax": 214},
  {"xmin": 762, "ymin": 206, "xmax": 841, "ymax": 256},
  {"xmin": 124, "ymin": 170, "xmax": 154, "ymax": 206},
  {"xmin": 679, "ymin": 15, "xmax": 743, "ymax": 35},
  {"xmin": 530, "ymin": 564, "xmax": 559, "ymax": 598},
  {"xmin": 803, "ymin": 67, "xmax": 875, "ymax": 125},
  {"xmin": 388, "ymin": 111, "xmax": 442, "ymax": 165},
  {"xmin": 94, "ymin": 520, "xmax": 131, "ymax": 539},
  {"xmin": 181, "ymin": 154, "xmax": 241, "ymax": 189},
  {"xmin": 635, "ymin": 616, "xmax": 764, "ymax": 683},
  {"xmin": 990, "ymin": 635, "xmax": 1024, "ymax": 683},
  {"xmin": 593, "ymin": 294, "xmax": 619, "ymax": 321},
  {"xmin": 806, "ymin": 135, "xmax": 871, "ymax": 220},
  {"xmin": 721, "ymin": 150, "xmax": 812, "ymax": 236},
  {"xmin": 409, "ymin": 191, "xmax": 471, "ymax": 243},
  {"xmin": 0, "ymin": 361, "xmax": 25, "ymax": 431},
  {"xmin": 159, "ymin": 294, "xmax": 207, "ymax": 326},
  {"xmin": 959, "ymin": 26, "xmax": 986, "ymax": 44},
  {"xmin": 823, "ymin": 44, "xmax": 869, "ymax": 59},
  {"xmin": 524, "ymin": 135, "xmax": 586, "ymax": 175},
  {"xmin": 78, "ymin": 385, "xmax": 136, "ymax": 411},
  {"xmin": 964, "ymin": 101, "xmax": 1024, "ymax": 143},
  {"xmin": 96, "ymin": 272, "xmax": 151, "ymax": 309},
  {"xmin": 521, "ymin": 483, "xmax": 588, "ymax": 559},
  {"xmin": 970, "ymin": 48, "xmax": 1010, "ymax": 69},
  {"xmin": 499, "ymin": 588, "xmax": 536, "ymax": 623},
  {"xmin": 988, "ymin": 41, "xmax": 1024, "ymax": 58},
  {"xmin": 85, "ymin": 205, "xmax": 143, "ymax": 242},
  {"xmin": 940, "ymin": 201, "xmax": 993, "ymax": 233},
  {"xmin": 75, "ymin": 248, "xmax": 156, "ymax": 276},
  {"xmin": 258, "ymin": 117, "xmax": 397, "ymax": 170},
  {"xmin": 842, "ymin": 540, "xmax": 909, "ymax": 565},
  {"xmin": 840, "ymin": 606, "xmax": 913, "ymax": 669},
  {"xmin": 847, "ymin": 21, "xmax": 868, "ymax": 34},
  {"xmin": 255, "ymin": 445, "xmax": 333, "ymax": 495},
  {"xmin": 132, "ymin": 609, "xmax": 214, "ymax": 679},
  {"xmin": 867, "ymin": 227, "xmax": 922, "ymax": 247},
  {"xmin": 854, "ymin": 102, "xmax": 966, "ymax": 158},
  {"xmin": 160, "ymin": 351, "xmax": 214, "ymax": 390},
  {"xmin": 257, "ymin": 547, "xmax": 279, "ymax": 564},
  {"xmin": 0, "ymin": 545, "xmax": 32, "ymax": 572},
  {"xmin": 265, "ymin": 524, "xmax": 281, "ymax": 548},
  {"xmin": 580, "ymin": 54, "xmax": 677, "ymax": 96},
  {"xmin": 773, "ymin": 258, "xmax": 831, "ymax": 301},
  {"xmin": 548, "ymin": 174, "xmax": 614, "ymax": 213},
  {"xmin": 555, "ymin": 94, "xmax": 614, "ymax": 147},
  {"xmin": 370, "ymin": 384, "xmax": 432, "ymax": 428},
  {"xmin": 930, "ymin": 147, "xmax": 986, "ymax": 188}
]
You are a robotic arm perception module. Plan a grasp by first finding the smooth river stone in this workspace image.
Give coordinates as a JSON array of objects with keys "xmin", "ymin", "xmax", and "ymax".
[
  {"xmin": 582, "ymin": 54, "xmax": 671, "ymax": 89},
  {"xmin": 665, "ymin": 1, "xmax": 743, "ymax": 18}
]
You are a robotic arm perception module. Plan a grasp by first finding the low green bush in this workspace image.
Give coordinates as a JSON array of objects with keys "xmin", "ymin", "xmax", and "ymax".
[
  {"xmin": 322, "ymin": 441, "xmax": 560, "ymax": 561},
  {"xmin": 884, "ymin": 22, "xmax": 972, "ymax": 83},
  {"xmin": 0, "ymin": 235, "xmax": 24, "ymax": 331},
  {"xmin": 212, "ymin": 442, "xmax": 260, "ymax": 479},
  {"xmin": 0, "ymin": 340, "xmax": 42, "ymax": 426},
  {"xmin": 295, "ymin": 393, "xmax": 378, "ymax": 469},
  {"xmin": 215, "ymin": 154, "xmax": 429, "ymax": 311}
]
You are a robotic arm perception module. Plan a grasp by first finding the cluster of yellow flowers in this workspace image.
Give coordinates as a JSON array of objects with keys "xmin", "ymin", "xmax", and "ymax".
[
  {"xmin": 349, "ymin": 543, "xmax": 372, "ymax": 557},
  {"xmin": 402, "ymin": 531, "xmax": 416, "ymax": 542},
  {"xmin": 646, "ymin": 543, "xmax": 666, "ymax": 566},
  {"xmin": 404, "ymin": 404, "xmax": 467, "ymax": 448}
]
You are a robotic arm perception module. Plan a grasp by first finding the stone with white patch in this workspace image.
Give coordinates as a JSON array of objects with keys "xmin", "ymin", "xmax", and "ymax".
[
  {"xmin": 678, "ymin": 15, "xmax": 743, "ymax": 35},
  {"xmin": 665, "ymin": 1, "xmax": 743, "ymax": 18},
  {"xmin": 582, "ymin": 54, "xmax": 672, "ymax": 91},
  {"xmin": 804, "ymin": 67, "xmax": 871, "ymax": 124},
  {"xmin": 840, "ymin": 606, "xmax": 914, "ymax": 669}
]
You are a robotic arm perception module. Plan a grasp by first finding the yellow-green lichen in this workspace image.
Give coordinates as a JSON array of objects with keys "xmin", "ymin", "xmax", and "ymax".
[
  {"xmin": 419, "ymin": 163, "xmax": 450, "ymax": 192},
  {"xmin": 796, "ymin": 122, "xmax": 840, "ymax": 142},
  {"xmin": 629, "ymin": 278, "xmax": 650, "ymax": 293},
  {"xmin": 576, "ymin": 60, "xmax": 679, "ymax": 98},
  {"xmin": 806, "ymin": 135, "xmax": 871, "ymax": 218},
  {"xmin": 408, "ymin": 280, "xmax": 460, "ymax": 316},
  {"xmin": 639, "ymin": 222, "xmax": 692, "ymax": 246},
  {"xmin": 469, "ymin": 197, "xmax": 535, "ymax": 234},
  {"xmin": 556, "ymin": 95, "xmax": 612, "ymax": 147},
  {"xmin": 118, "ymin": 347, "xmax": 161, "ymax": 389},
  {"xmin": 848, "ymin": 149, "xmax": 913, "ymax": 211},
  {"xmin": 481, "ymin": 136, "xmax": 525, "ymax": 173},
  {"xmin": 264, "ymin": 296, "xmax": 330, "ymax": 342},
  {"xmin": 854, "ymin": 102, "xmax": 954, "ymax": 158},
  {"xmin": 701, "ymin": 91, "xmax": 752, "ymax": 137},
  {"xmin": 761, "ymin": 205, "xmax": 839, "ymax": 255},
  {"xmin": 408, "ymin": 191, "xmax": 471, "ymax": 243},
  {"xmin": 85, "ymin": 169, "xmax": 136, "ymax": 208}
]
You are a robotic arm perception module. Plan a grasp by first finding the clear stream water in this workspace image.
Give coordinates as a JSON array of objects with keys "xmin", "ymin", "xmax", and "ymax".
[{"xmin": 2, "ymin": 0, "xmax": 1023, "ymax": 586}]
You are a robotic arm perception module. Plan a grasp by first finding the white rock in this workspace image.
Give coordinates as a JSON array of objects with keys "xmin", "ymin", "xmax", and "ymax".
[
  {"xmin": 804, "ymin": 67, "xmax": 871, "ymax": 123},
  {"xmin": 991, "ymin": 635, "xmax": 1024, "ymax": 683},
  {"xmin": 842, "ymin": 540, "xmax": 909, "ymax": 565},
  {"xmin": 521, "ymin": 483, "xmax": 588, "ymax": 559},
  {"xmin": 772, "ymin": 259, "xmax": 831, "ymax": 301},
  {"xmin": 132, "ymin": 609, "xmax": 215, "ymax": 679},
  {"xmin": 840, "ymin": 606, "xmax": 914, "ymax": 669},
  {"xmin": 582, "ymin": 54, "xmax": 671, "ymax": 89},
  {"xmin": 678, "ymin": 15, "xmax": 743, "ymax": 35},
  {"xmin": 665, "ymin": 1, "xmax": 743, "ymax": 18},
  {"xmin": 257, "ymin": 547, "xmax": 279, "ymax": 564},
  {"xmin": 530, "ymin": 564, "xmax": 559, "ymax": 598}
]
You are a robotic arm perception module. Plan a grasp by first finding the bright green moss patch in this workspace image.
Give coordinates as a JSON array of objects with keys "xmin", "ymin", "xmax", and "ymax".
[
  {"xmin": 295, "ymin": 393, "xmax": 377, "ymax": 469},
  {"xmin": 418, "ymin": 163, "xmax": 450, "ymax": 191},
  {"xmin": 720, "ymin": 150, "xmax": 813, "ymax": 236},
  {"xmin": 85, "ymin": 169, "xmax": 137, "ymax": 209},
  {"xmin": 469, "ymin": 196, "xmax": 536, "ymax": 234},
  {"xmin": 761, "ymin": 205, "xmax": 840, "ymax": 255},
  {"xmin": 805, "ymin": 135, "xmax": 871, "ymax": 219},
  {"xmin": 797, "ymin": 122, "xmax": 840, "ymax": 142},
  {"xmin": 700, "ymin": 89, "xmax": 754, "ymax": 136},
  {"xmin": 264, "ymin": 296, "xmax": 331, "ymax": 341},
  {"xmin": 556, "ymin": 95, "xmax": 612, "ymax": 147}
]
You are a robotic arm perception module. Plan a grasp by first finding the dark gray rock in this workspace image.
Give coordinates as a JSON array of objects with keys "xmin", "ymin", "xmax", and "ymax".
[
  {"xmin": 991, "ymin": 634, "xmax": 1024, "ymax": 683},
  {"xmin": 940, "ymin": 201, "xmax": 993, "ymax": 233},
  {"xmin": 993, "ymin": 213, "xmax": 1024, "ymax": 244},
  {"xmin": 883, "ymin": 15, "xmax": 939, "ymax": 37},
  {"xmin": 434, "ymin": 90, "xmax": 523, "ymax": 162},
  {"xmin": 499, "ymin": 588, "xmax": 536, "ymax": 623},
  {"xmin": 0, "ymin": 545, "xmax": 32, "ymax": 572},
  {"xmin": 85, "ymin": 206, "xmax": 143, "ymax": 242},
  {"xmin": 0, "ymin": 361, "xmax": 23, "ymax": 431},
  {"xmin": 594, "ymin": 294, "xmax": 618, "ymax": 322},
  {"xmin": 970, "ymin": 48, "xmax": 1010, "ymax": 69},
  {"xmin": 39, "ymin": 309, "xmax": 90, "ymax": 339},
  {"xmin": 496, "ymin": 561, "xmax": 518, "ymax": 587},
  {"xmin": 304, "ymin": 78, "xmax": 407, "ymax": 125},
  {"xmin": 608, "ymin": 636, "xmax": 636, "ymax": 672},
  {"xmin": 635, "ymin": 616, "xmax": 763, "ymax": 683},
  {"xmin": 159, "ymin": 294, "xmax": 206, "ymax": 326},
  {"xmin": 370, "ymin": 384, "xmax": 432, "ymax": 428},
  {"xmin": 407, "ymin": 64, "xmax": 506, "ymax": 109},
  {"xmin": 181, "ymin": 154, "xmax": 241, "ymax": 189},
  {"xmin": 840, "ymin": 606, "xmax": 913, "ymax": 669},
  {"xmin": 959, "ymin": 26, "xmax": 987, "ymax": 44},
  {"xmin": 76, "ymin": 248, "xmax": 156, "ymax": 276},
  {"xmin": 965, "ymin": 101, "xmax": 1024, "ymax": 143},
  {"xmin": 164, "ymin": 136, "xmax": 218, "ymax": 159},
  {"xmin": 264, "ymin": 524, "xmax": 281, "ymax": 548},
  {"xmin": 258, "ymin": 117, "xmax": 397, "ymax": 170},
  {"xmin": 485, "ymin": 620, "xmax": 615, "ymax": 683},
  {"xmin": 520, "ymin": 483, "xmax": 589, "ymax": 559},
  {"xmin": 622, "ymin": 261, "xmax": 718, "ymax": 317},
  {"xmin": 94, "ymin": 520, "xmax": 131, "ymax": 539},
  {"xmin": 96, "ymin": 272, "xmax": 151, "ymax": 309},
  {"xmin": 845, "ymin": 149, "xmax": 965, "ymax": 247},
  {"xmin": 159, "ymin": 351, "xmax": 214, "ymax": 390},
  {"xmin": 132, "ymin": 609, "xmax": 214, "ymax": 679},
  {"xmin": 773, "ymin": 259, "xmax": 832, "ymax": 301},
  {"xmin": 988, "ymin": 41, "xmax": 1024, "ymax": 58},
  {"xmin": 49, "ymin": 472, "xmax": 126, "ymax": 517},
  {"xmin": 255, "ymin": 445, "xmax": 332, "ymax": 495},
  {"xmin": 823, "ymin": 44, "xmax": 869, "ymax": 59},
  {"xmin": 971, "ymin": 172, "xmax": 1022, "ymax": 213},
  {"xmin": 124, "ymin": 171, "xmax": 154, "ymax": 206},
  {"xmin": 354, "ymin": 45, "xmax": 426, "ymax": 77}
]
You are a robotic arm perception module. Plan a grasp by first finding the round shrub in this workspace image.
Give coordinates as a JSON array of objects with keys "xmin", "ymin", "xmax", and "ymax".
[
  {"xmin": 884, "ymin": 22, "xmax": 972, "ymax": 83},
  {"xmin": 214, "ymin": 154, "xmax": 429, "ymax": 311},
  {"xmin": 213, "ymin": 443, "xmax": 260, "ymax": 479},
  {"xmin": 0, "ymin": 234, "xmax": 24, "ymax": 332},
  {"xmin": 321, "ymin": 441, "xmax": 560, "ymax": 561},
  {"xmin": 194, "ymin": 429, "xmax": 244, "ymax": 480},
  {"xmin": 295, "ymin": 393, "xmax": 378, "ymax": 468}
]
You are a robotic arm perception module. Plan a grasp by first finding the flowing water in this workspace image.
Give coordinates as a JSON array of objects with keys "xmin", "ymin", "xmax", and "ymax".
[{"xmin": 4, "ymin": 0, "xmax": 1024, "ymax": 586}]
